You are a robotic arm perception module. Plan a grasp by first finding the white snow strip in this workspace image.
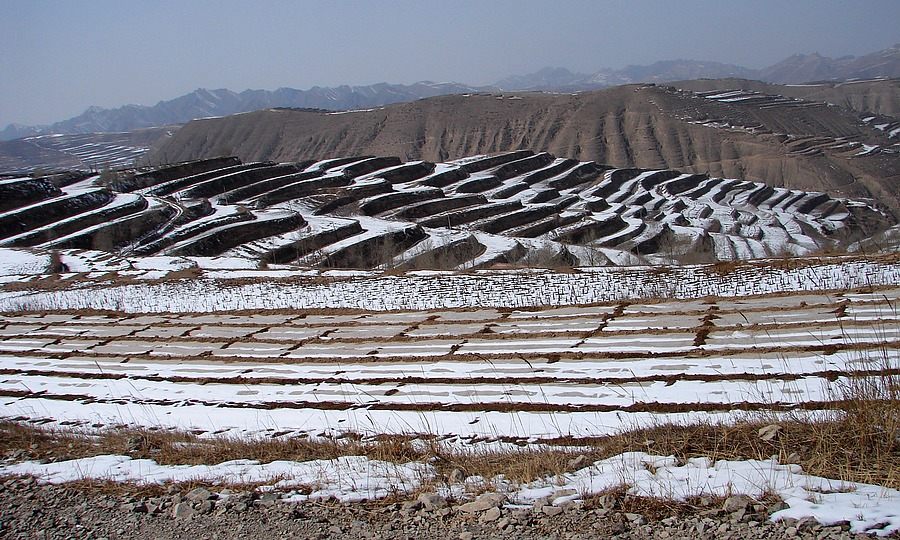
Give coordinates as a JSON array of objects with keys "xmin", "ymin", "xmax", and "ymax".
[
  {"xmin": 509, "ymin": 452, "xmax": 900, "ymax": 536},
  {"xmin": 0, "ymin": 455, "xmax": 430, "ymax": 503},
  {"xmin": 0, "ymin": 373, "xmax": 860, "ymax": 408},
  {"xmin": 0, "ymin": 348, "xmax": 886, "ymax": 382},
  {"xmin": 0, "ymin": 396, "xmax": 777, "ymax": 441},
  {"xmin": 0, "ymin": 249, "xmax": 50, "ymax": 275}
]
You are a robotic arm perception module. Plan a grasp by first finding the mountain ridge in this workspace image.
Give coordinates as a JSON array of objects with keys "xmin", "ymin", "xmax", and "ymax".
[{"xmin": 5, "ymin": 44, "xmax": 899, "ymax": 141}]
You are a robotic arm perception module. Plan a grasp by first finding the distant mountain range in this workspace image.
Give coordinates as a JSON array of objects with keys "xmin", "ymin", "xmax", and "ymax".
[
  {"xmin": 3, "ymin": 44, "xmax": 898, "ymax": 141},
  {"xmin": 494, "ymin": 45, "xmax": 900, "ymax": 90},
  {"xmin": 0, "ymin": 82, "xmax": 483, "ymax": 141},
  {"xmin": 494, "ymin": 60, "xmax": 756, "ymax": 90}
]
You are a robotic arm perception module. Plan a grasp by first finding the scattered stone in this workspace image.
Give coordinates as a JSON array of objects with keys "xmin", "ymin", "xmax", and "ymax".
[
  {"xmin": 541, "ymin": 505, "xmax": 563, "ymax": 517},
  {"xmin": 458, "ymin": 493, "xmax": 506, "ymax": 514},
  {"xmin": 449, "ymin": 468, "xmax": 466, "ymax": 483},
  {"xmin": 722, "ymin": 494, "xmax": 754, "ymax": 513},
  {"xmin": 0, "ymin": 473, "xmax": 875, "ymax": 540},
  {"xmin": 624, "ymin": 512, "xmax": 646, "ymax": 525},
  {"xmin": 171, "ymin": 502, "xmax": 194, "ymax": 519},
  {"xmin": 567, "ymin": 455, "xmax": 588, "ymax": 470},
  {"xmin": 185, "ymin": 487, "xmax": 213, "ymax": 503},
  {"xmin": 416, "ymin": 492, "xmax": 447, "ymax": 511},
  {"xmin": 479, "ymin": 506, "xmax": 502, "ymax": 523},
  {"xmin": 758, "ymin": 424, "xmax": 782, "ymax": 442}
]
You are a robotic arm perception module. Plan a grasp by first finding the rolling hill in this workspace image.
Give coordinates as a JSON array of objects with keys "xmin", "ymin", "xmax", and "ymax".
[{"xmin": 145, "ymin": 83, "xmax": 900, "ymax": 216}]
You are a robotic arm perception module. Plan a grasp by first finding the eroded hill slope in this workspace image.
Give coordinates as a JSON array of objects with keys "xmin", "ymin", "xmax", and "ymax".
[
  {"xmin": 672, "ymin": 78, "xmax": 900, "ymax": 118},
  {"xmin": 146, "ymin": 85, "xmax": 900, "ymax": 215}
]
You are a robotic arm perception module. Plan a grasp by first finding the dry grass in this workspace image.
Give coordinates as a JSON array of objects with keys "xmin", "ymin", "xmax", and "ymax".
[
  {"xmin": 704, "ymin": 259, "xmax": 749, "ymax": 276},
  {"xmin": 0, "ymin": 422, "xmax": 425, "ymax": 468},
  {"xmin": 429, "ymin": 389, "xmax": 897, "ymax": 490}
]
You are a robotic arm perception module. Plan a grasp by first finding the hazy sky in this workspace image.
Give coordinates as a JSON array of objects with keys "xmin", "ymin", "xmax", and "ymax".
[{"xmin": 2, "ymin": 0, "xmax": 898, "ymax": 126}]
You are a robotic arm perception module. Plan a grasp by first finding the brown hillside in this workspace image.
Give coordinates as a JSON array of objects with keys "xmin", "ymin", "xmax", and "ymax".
[
  {"xmin": 672, "ymin": 78, "xmax": 900, "ymax": 118},
  {"xmin": 147, "ymin": 84, "xmax": 900, "ymax": 214}
]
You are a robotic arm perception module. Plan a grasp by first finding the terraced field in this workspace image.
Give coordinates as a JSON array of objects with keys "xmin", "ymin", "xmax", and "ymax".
[
  {"xmin": 0, "ymin": 150, "xmax": 890, "ymax": 269},
  {"xmin": 1, "ymin": 286, "xmax": 896, "ymax": 444},
  {"xmin": 0, "ymin": 128, "xmax": 172, "ymax": 173},
  {"xmin": 690, "ymin": 88, "xmax": 899, "ymax": 157}
]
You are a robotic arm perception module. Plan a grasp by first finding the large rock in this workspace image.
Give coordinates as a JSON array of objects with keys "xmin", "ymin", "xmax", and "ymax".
[{"xmin": 458, "ymin": 493, "xmax": 507, "ymax": 514}]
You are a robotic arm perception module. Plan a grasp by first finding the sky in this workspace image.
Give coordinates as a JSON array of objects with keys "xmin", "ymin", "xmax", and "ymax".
[{"xmin": 1, "ymin": 0, "xmax": 898, "ymax": 127}]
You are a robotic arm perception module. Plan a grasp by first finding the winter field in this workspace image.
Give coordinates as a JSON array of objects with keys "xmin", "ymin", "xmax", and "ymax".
[{"xmin": 1, "ymin": 253, "xmax": 898, "ymax": 534}]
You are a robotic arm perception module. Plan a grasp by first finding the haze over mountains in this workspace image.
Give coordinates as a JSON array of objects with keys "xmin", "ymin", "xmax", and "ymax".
[
  {"xmin": 0, "ymin": 82, "xmax": 482, "ymax": 141},
  {"xmin": 3, "ymin": 44, "xmax": 899, "ymax": 141},
  {"xmin": 498, "ymin": 44, "xmax": 900, "ymax": 91}
]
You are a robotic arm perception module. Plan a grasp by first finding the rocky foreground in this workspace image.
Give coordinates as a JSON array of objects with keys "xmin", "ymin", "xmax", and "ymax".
[{"xmin": 0, "ymin": 477, "xmax": 881, "ymax": 540}]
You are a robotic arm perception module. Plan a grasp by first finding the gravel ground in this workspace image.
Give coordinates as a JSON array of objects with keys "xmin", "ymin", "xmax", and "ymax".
[{"xmin": 0, "ymin": 477, "xmax": 886, "ymax": 540}]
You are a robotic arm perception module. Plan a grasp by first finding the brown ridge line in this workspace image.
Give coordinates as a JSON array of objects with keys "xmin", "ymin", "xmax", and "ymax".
[
  {"xmin": 0, "ymin": 339, "xmax": 896, "ymax": 364},
  {"xmin": 0, "ymin": 388, "xmax": 871, "ymax": 414},
  {"xmin": 1, "ymin": 367, "xmax": 898, "ymax": 387}
]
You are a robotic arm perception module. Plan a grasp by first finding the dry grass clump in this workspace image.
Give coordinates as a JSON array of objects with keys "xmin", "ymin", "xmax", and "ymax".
[
  {"xmin": 704, "ymin": 259, "xmax": 748, "ymax": 276},
  {"xmin": 162, "ymin": 266, "xmax": 202, "ymax": 281},
  {"xmin": 804, "ymin": 351, "xmax": 899, "ymax": 486},
  {"xmin": 0, "ymin": 422, "xmax": 425, "ymax": 468},
  {"xmin": 433, "ymin": 446, "xmax": 587, "ymax": 486}
]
